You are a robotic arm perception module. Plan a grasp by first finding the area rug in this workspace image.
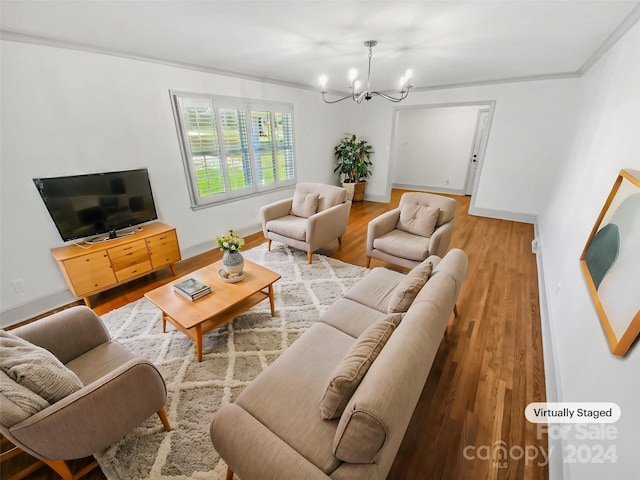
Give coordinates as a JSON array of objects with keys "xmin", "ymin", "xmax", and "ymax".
[{"xmin": 94, "ymin": 243, "xmax": 368, "ymax": 479}]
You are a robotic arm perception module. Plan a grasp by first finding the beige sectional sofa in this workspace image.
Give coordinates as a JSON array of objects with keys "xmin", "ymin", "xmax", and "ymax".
[{"xmin": 210, "ymin": 248, "xmax": 468, "ymax": 480}]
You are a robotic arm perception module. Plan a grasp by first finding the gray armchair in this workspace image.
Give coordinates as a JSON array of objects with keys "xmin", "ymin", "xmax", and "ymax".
[
  {"xmin": 0, "ymin": 306, "xmax": 170, "ymax": 480},
  {"xmin": 366, "ymin": 192, "xmax": 456, "ymax": 269},
  {"xmin": 261, "ymin": 183, "xmax": 351, "ymax": 264}
]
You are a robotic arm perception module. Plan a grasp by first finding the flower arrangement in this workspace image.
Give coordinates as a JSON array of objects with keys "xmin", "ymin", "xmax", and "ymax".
[{"xmin": 216, "ymin": 229, "xmax": 245, "ymax": 253}]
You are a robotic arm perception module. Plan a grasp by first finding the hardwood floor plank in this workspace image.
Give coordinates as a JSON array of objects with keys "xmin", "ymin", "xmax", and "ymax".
[{"xmin": 4, "ymin": 190, "xmax": 547, "ymax": 480}]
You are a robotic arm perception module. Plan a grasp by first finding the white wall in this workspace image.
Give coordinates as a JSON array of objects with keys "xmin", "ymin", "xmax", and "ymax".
[
  {"xmin": 537, "ymin": 20, "xmax": 640, "ymax": 480},
  {"xmin": 392, "ymin": 105, "xmax": 484, "ymax": 192},
  {"xmin": 0, "ymin": 40, "xmax": 350, "ymax": 324}
]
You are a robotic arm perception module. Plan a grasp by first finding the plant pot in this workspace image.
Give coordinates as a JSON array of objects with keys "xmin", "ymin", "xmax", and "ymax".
[
  {"xmin": 342, "ymin": 182, "xmax": 355, "ymax": 201},
  {"xmin": 222, "ymin": 251, "xmax": 244, "ymax": 275},
  {"xmin": 352, "ymin": 181, "xmax": 366, "ymax": 202}
]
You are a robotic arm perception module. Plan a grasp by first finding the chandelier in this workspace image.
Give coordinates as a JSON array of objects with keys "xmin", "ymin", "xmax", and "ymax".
[{"xmin": 319, "ymin": 40, "xmax": 413, "ymax": 104}]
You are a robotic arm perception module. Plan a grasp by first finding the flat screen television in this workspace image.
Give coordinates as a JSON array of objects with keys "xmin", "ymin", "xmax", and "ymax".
[{"xmin": 33, "ymin": 168, "xmax": 158, "ymax": 242}]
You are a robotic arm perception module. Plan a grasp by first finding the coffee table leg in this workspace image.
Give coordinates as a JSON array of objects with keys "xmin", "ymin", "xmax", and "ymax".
[
  {"xmin": 162, "ymin": 312, "xmax": 167, "ymax": 333},
  {"xmin": 195, "ymin": 324, "xmax": 203, "ymax": 362},
  {"xmin": 268, "ymin": 284, "xmax": 276, "ymax": 317}
]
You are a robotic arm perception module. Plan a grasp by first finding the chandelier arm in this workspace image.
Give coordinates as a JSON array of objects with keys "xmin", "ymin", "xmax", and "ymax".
[
  {"xmin": 321, "ymin": 92, "xmax": 354, "ymax": 104},
  {"xmin": 371, "ymin": 90, "xmax": 409, "ymax": 103}
]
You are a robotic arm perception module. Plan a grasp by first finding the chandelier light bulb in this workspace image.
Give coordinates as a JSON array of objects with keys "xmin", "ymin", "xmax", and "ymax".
[
  {"xmin": 405, "ymin": 69, "xmax": 414, "ymax": 80},
  {"xmin": 348, "ymin": 69, "xmax": 359, "ymax": 84},
  {"xmin": 319, "ymin": 75, "xmax": 328, "ymax": 90},
  {"xmin": 353, "ymin": 80, "xmax": 362, "ymax": 92}
]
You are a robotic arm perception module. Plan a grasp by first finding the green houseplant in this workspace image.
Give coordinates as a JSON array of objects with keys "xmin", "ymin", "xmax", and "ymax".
[{"xmin": 334, "ymin": 134, "xmax": 374, "ymax": 201}]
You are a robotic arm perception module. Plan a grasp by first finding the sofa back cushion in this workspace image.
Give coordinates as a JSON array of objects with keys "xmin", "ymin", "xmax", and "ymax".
[
  {"xmin": 295, "ymin": 183, "xmax": 347, "ymax": 212},
  {"xmin": 387, "ymin": 260, "xmax": 433, "ymax": 313},
  {"xmin": 0, "ymin": 330, "xmax": 83, "ymax": 405},
  {"xmin": 320, "ymin": 314, "xmax": 402, "ymax": 420}
]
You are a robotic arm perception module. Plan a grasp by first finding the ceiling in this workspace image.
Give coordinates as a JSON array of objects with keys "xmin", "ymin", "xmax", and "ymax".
[{"xmin": 2, "ymin": 1, "xmax": 639, "ymax": 93}]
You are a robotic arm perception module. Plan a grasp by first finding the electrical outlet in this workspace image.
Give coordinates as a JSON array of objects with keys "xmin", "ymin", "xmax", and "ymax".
[{"xmin": 12, "ymin": 278, "xmax": 26, "ymax": 293}]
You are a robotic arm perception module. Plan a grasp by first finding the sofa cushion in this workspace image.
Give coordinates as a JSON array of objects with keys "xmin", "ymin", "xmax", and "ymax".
[
  {"xmin": 342, "ymin": 267, "xmax": 405, "ymax": 313},
  {"xmin": 0, "ymin": 330, "xmax": 83, "ymax": 404},
  {"xmin": 266, "ymin": 215, "xmax": 307, "ymax": 241},
  {"xmin": 373, "ymin": 229, "xmax": 431, "ymax": 262},
  {"xmin": 318, "ymin": 298, "xmax": 390, "ymax": 338},
  {"xmin": 290, "ymin": 192, "xmax": 320, "ymax": 218},
  {"xmin": 320, "ymin": 316, "xmax": 400, "ymax": 420},
  {"xmin": 235, "ymin": 322, "xmax": 352, "ymax": 474},
  {"xmin": 397, "ymin": 204, "xmax": 440, "ymax": 237},
  {"xmin": 388, "ymin": 261, "xmax": 434, "ymax": 313}
]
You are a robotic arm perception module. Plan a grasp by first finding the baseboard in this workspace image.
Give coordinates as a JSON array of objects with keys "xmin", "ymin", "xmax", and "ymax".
[
  {"xmin": 392, "ymin": 183, "xmax": 465, "ymax": 196},
  {"xmin": 532, "ymin": 223, "xmax": 568, "ymax": 480},
  {"xmin": 0, "ymin": 288, "xmax": 77, "ymax": 328},
  {"xmin": 181, "ymin": 223, "xmax": 263, "ymax": 259},
  {"xmin": 468, "ymin": 205, "xmax": 537, "ymax": 224}
]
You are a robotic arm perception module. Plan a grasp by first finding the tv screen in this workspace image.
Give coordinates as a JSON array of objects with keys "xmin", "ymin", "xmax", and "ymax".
[{"xmin": 33, "ymin": 169, "xmax": 158, "ymax": 242}]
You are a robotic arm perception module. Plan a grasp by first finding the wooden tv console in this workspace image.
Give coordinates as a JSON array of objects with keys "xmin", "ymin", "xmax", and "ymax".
[{"xmin": 51, "ymin": 222, "xmax": 181, "ymax": 307}]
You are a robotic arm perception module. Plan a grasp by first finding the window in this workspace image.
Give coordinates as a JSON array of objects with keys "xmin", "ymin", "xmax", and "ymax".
[{"xmin": 171, "ymin": 92, "xmax": 296, "ymax": 207}]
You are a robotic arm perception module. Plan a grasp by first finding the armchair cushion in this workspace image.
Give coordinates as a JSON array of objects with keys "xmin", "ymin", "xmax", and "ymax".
[
  {"xmin": 290, "ymin": 192, "xmax": 319, "ymax": 218},
  {"xmin": 388, "ymin": 261, "xmax": 434, "ymax": 313},
  {"xmin": 266, "ymin": 215, "xmax": 307, "ymax": 241},
  {"xmin": 397, "ymin": 204, "xmax": 440, "ymax": 237},
  {"xmin": 320, "ymin": 315, "xmax": 401, "ymax": 420},
  {"xmin": 373, "ymin": 229, "xmax": 431, "ymax": 262},
  {"xmin": 0, "ymin": 330, "xmax": 83, "ymax": 405}
]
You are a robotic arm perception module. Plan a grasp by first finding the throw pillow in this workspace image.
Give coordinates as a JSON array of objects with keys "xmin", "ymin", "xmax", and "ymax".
[
  {"xmin": 396, "ymin": 204, "xmax": 440, "ymax": 237},
  {"xmin": 290, "ymin": 192, "xmax": 320, "ymax": 218},
  {"xmin": 320, "ymin": 315, "xmax": 401, "ymax": 420},
  {"xmin": 0, "ymin": 370, "xmax": 50, "ymax": 417},
  {"xmin": 0, "ymin": 330, "xmax": 83, "ymax": 404},
  {"xmin": 387, "ymin": 261, "xmax": 433, "ymax": 313}
]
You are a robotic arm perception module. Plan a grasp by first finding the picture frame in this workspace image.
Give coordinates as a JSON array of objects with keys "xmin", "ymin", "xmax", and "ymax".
[{"xmin": 580, "ymin": 168, "xmax": 640, "ymax": 356}]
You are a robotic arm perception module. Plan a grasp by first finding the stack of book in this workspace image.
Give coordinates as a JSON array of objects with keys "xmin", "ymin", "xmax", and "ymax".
[{"xmin": 173, "ymin": 278, "xmax": 211, "ymax": 301}]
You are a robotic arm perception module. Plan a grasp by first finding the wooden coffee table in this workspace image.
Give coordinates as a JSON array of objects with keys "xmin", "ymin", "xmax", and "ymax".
[{"xmin": 144, "ymin": 259, "xmax": 280, "ymax": 362}]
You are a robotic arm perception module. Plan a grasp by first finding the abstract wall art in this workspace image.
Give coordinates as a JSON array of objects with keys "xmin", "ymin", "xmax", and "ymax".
[{"xmin": 580, "ymin": 169, "xmax": 640, "ymax": 357}]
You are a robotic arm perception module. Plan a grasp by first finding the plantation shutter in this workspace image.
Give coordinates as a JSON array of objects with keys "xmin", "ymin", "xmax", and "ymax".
[
  {"xmin": 171, "ymin": 92, "xmax": 296, "ymax": 208},
  {"xmin": 176, "ymin": 97, "xmax": 226, "ymax": 200}
]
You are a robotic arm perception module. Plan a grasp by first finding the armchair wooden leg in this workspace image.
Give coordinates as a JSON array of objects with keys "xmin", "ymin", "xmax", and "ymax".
[
  {"xmin": 157, "ymin": 407, "xmax": 172, "ymax": 432},
  {"xmin": 307, "ymin": 251, "xmax": 313, "ymax": 264},
  {"xmin": 43, "ymin": 458, "xmax": 99, "ymax": 480},
  {"xmin": 453, "ymin": 303, "xmax": 459, "ymax": 317},
  {"xmin": 226, "ymin": 466, "xmax": 234, "ymax": 480},
  {"xmin": 267, "ymin": 239, "xmax": 272, "ymax": 251},
  {"xmin": 365, "ymin": 256, "xmax": 371, "ymax": 268},
  {"xmin": 337, "ymin": 235, "xmax": 343, "ymax": 247}
]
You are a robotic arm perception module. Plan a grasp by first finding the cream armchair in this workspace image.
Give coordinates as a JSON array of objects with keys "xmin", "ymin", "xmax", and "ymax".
[
  {"xmin": 261, "ymin": 183, "xmax": 351, "ymax": 264},
  {"xmin": 0, "ymin": 306, "xmax": 170, "ymax": 480},
  {"xmin": 366, "ymin": 192, "xmax": 456, "ymax": 269}
]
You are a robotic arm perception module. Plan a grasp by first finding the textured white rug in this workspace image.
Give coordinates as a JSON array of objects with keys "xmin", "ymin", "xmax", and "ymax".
[{"xmin": 94, "ymin": 243, "xmax": 368, "ymax": 479}]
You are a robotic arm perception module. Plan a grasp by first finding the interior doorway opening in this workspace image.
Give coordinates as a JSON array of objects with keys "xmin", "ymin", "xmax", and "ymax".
[{"xmin": 390, "ymin": 101, "xmax": 495, "ymax": 197}]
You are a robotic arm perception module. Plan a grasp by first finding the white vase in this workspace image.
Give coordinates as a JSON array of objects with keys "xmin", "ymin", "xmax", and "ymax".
[{"xmin": 223, "ymin": 251, "xmax": 244, "ymax": 275}]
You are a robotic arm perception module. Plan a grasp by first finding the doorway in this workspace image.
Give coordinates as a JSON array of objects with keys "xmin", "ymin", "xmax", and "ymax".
[{"xmin": 391, "ymin": 102, "xmax": 494, "ymax": 197}]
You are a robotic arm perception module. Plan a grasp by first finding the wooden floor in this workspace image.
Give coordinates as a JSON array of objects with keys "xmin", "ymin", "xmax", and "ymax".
[{"xmin": 2, "ymin": 190, "xmax": 547, "ymax": 480}]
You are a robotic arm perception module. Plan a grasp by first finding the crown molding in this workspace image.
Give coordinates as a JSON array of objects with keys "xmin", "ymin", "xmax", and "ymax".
[{"xmin": 578, "ymin": 2, "xmax": 640, "ymax": 75}]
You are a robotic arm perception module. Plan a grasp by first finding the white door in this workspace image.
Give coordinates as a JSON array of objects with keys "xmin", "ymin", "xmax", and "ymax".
[{"xmin": 465, "ymin": 109, "xmax": 490, "ymax": 195}]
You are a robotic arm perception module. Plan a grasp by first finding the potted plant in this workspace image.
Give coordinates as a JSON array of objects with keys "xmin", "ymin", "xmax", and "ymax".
[{"xmin": 334, "ymin": 134, "xmax": 374, "ymax": 201}]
